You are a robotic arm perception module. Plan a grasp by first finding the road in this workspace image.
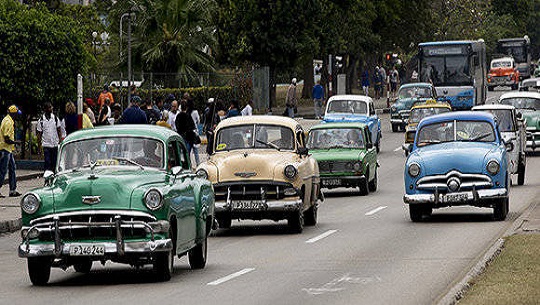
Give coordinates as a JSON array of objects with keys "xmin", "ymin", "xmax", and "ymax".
[{"xmin": 1, "ymin": 89, "xmax": 539, "ymax": 305}]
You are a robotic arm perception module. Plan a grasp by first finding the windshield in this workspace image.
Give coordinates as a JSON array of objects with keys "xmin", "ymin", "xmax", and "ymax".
[
  {"xmin": 410, "ymin": 107, "xmax": 451, "ymax": 123},
  {"xmin": 479, "ymin": 109, "xmax": 515, "ymax": 132},
  {"xmin": 420, "ymin": 55, "xmax": 471, "ymax": 86},
  {"xmin": 307, "ymin": 128, "xmax": 365, "ymax": 149},
  {"xmin": 491, "ymin": 61, "xmax": 512, "ymax": 68},
  {"xmin": 215, "ymin": 124, "xmax": 295, "ymax": 151},
  {"xmin": 58, "ymin": 137, "xmax": 164, "ymax": 172},
  {"xmin": 398, "ymin": 86, "xmax": 433, "ymax": 99},
  {"xmin": 417, "ymin": 120, "xmax": 495, "ymax": 147},
  {"xmin": 326, "ymin": 100, "xmax": 367, "ymax": 115},
  {"xmin": 499, "ymin": 46, "xmax": 526, "ymax": 63},
  {"xmin": 500, "ymin": 97, "xmax": 540, "ymax": 110}
]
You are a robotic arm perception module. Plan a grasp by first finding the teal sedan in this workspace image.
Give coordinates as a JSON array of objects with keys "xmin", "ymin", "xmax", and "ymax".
[{"xmin": 18, "ymin": 125, "xmax": 215, "ymax": 285}]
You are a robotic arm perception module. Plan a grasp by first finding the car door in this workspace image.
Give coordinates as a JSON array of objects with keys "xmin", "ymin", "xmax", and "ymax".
[
  {"xmin": 168, "ymin": 140, "xmax": 197, "ymax": 251},
  {"xmin": 367, "ymin": 102, "xmax": 380, "ymax": 144},
  {"xmin": 363, "ymin": 127, "xmax": 377, "ymax": 179}
]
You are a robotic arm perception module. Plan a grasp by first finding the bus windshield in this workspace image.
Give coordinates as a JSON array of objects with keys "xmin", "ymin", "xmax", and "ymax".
[
  {"xmin": 499, "ymin": 45, "xmax": 526, "ymax": 63},
  {"xmin": 420, "ymin": 55, "xmax": 471, "ymax": 86}
]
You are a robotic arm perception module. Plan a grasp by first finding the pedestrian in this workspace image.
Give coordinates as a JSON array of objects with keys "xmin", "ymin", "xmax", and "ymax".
[
  {"xmin": 203, "ymin": 98, "xmax": 220, "ymax": 155},
  {"xmin": 175, "ymin": 100, "xmax": 197, "ymax": 161},
  {"xmin": 64, "ymin": 101, "xmax": 78, "ymax": 135},
  {"xmin": 312, "ymin": 80, "xmax": 325, "ymax": 119},
  {"xmin": 379, "ymin": 66, "xmax": 387, "ymax": 98},
  {"xmin": 285, "ymin": 78, "xmax": 298, "ymax": 118},
  {"xmin": 111, "ymin": 104, "xmax": 123, "ymax": 124},
  {"xmin": 373, "ymin": 67, "xmax": 382, "ymax": 99},
  {"xmin": 142, "ymin": 98, "xmax": 161, "ymax": 124},
  {"xmin": 241, "ymin": 100, "xmax": 253, "ymax": 116},
  {"xmin": 118, "ymin": 96, "xmax": 148, "ymax": 124},
  {"xmin": 0, "ymin": 105, "xmax": 22, "ymax": 197},
  {"xmin": 361, "ymin": 69, "xmax": 370, "ymax": 96},
  {"xmin": 37, "ymin": 102, "xmax": 62, "ymax": 173},
  {"xmin": 390, "ymin": 66, "xmax": 400, "ymax": 99},
  {"xmin": 156, "ymin": 110, "xmax": 172, "ymax": 129},
  {"xmin": 187, "ymin": 99, "xmax": 201, "ymax": 166},
  {"xmin": 97, "ymin": 85, "xmax": 115, "ymax": 109},
  {"xmin": 98, "ymin": 98, "xmax": 112, "ymax": 125},
  {"xmin": 84, "ymin": 101, "xmax": 96, "ymax": 124},
  {"xmin": 226, "ymin": 100, "xmax": 241, "ymax": 118},
  {"xmin": 163, "ymin": 94, "xmax": 175, "ymax": 111},
  {"xmin": 82, "ymin": 103, "xmax": 94, "ymax": 129},
  {"xmin": 216, "ymin": 100, "xmax": 227, "ymax": 121},
  {"xmin": 167, "ymin": 100, "xmax": 179, "ymax": 131}
]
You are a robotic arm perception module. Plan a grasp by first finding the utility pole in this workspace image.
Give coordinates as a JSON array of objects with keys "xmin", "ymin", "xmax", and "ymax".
[{"xmin": 127, "ymin": 10, "xmax": 132, "ymax": 104}]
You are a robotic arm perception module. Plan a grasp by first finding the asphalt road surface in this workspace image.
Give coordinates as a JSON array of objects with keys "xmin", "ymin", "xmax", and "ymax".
[{"xmin": 1, "ymin": 89, "xmax": 539, "ymax": 305}]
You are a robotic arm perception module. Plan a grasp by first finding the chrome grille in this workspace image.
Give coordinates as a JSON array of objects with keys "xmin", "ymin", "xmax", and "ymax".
[
  {"xmin": 416, "ymin": 171, "xmax": 492, "ymax": 192},
  {"xmin": 318, "ymin": 161, "xmax": 354, "ymax": 173},
  {"xmin": 398, "ymin": 110, "xmax": 411, "ymax": 119},
  {"xmin": 214, "ymin": 182, "xmax": 295, "ymax": 201}
]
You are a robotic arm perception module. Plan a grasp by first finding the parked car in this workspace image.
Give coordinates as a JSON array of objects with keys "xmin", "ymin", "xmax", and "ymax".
[
  {"xmin": 18, "ymin": 126, "xmax": 215, "ymax": 285},
  {"xmin": 498, "ymin": 91, "xmax": 540, "ymax": 150},
  {"xmin": 404, "ymin": 112, "xmax": 509, "ymax": 222},
  {"xmin": 323, "ymin": 95, "xmax": 382, "ymax": 152},
  {"xmin": 307, "ymin": 122, "xmax": 378, "ymax": 195},
  {"xmin": 487, "ymin": 57, "xmax": 520, "ymax": 91},
  {"xmin": 473, "ymin": 104, "xmax": 527, "ymax": 185},
  {"xmin": 196, "ymin": 116, "xmax": 321, "ymax": 233},
  {"xmin": 402, "ymin": 100, "xmax": 452, "ymax": 155},
  {"xmin": 390, "ymin": 83, "xmax": 438, "ymax": 132}
]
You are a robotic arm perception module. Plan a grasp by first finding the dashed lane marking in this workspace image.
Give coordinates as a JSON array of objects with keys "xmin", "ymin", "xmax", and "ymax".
[
  {"xmin": 306, "ymin": 230, "xmax": 338, "ymax": 244},
  {"xmin": 365, "ymin": 206, "xmax": 388, "ymax": 216},
  {"xmin": 207, "ymin": 268, "xmax": 256, "ymax": 286}
]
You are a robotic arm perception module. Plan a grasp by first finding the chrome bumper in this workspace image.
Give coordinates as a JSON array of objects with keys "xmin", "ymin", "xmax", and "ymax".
[
  {"xmin": 390, "ymin": 118, "xmax": 407, "ymax": 124},
  {"xmin": 526, "ymin": 131, "xmax": 540, "ymax": 149},
  {"xmin": 215, "ymin": 199, "xmax": 302, "ymax": 213},
  {"xmin": 403, "ymin": 188, "xmax": 507, "ymax": 205}
]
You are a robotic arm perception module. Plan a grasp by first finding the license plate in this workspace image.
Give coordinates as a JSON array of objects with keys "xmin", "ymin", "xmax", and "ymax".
[
  {"xmin": 69, "ymin": 244, "xmax": 105, "ymax": 256},
  {"xmin": 323, "ymin": 179, "xmax": 341, "ymax": 186},
  {"xmin": 232, "ymin": 200, "xmax": 265, "ymax": 210},
  {"xmin": 442, "ymin": 193, "xmax": 469, "ymax": 203}
]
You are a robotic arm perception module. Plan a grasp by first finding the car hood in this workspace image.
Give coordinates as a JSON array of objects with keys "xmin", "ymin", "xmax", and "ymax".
[
  {"xmin": 324, "ymin": 113, "xmax": 369, "ymax": 123},
  {"xmin": 522, "ymin": 111, "xmax": 540, "ymax": 129},
  {"xmin": 210, "ymin": 150, "xmax": 299, "ymax": 183},
  {"xmin": 410, "ymin": 142, "xmax": 498, "ymax": 174},
  {"xmin": 309, "ymin": 148, "xmax": 366, "ymax": 162},
  {"xmin": 51, "ymin": 168, "xmax": 165, "ymax": 213},
  {"xmin": 489, "ymin": 67, "xmax": 515, "ymax": 76}
]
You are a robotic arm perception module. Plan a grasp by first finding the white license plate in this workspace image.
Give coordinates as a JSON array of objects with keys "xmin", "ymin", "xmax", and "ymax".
[
  {"xmin": 442, "ymin": 193, "xmax": 469, "ymax": 203},
  {"xmin": 232, "ymin": 200, "xmax": 265, "ymax": 210},
  {"xmin": 323, "ymin": 179, "xmax": 341, "ymax": 186},
  {"xmin": 69, "ymin": 244, "xmax": 105, "ymax": 256}
]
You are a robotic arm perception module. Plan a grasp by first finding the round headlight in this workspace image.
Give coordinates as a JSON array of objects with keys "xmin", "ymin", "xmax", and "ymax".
[
  {"xmin": 487, "ymin": 160, "xmax": 500, "ymax": 175},
  {"xmin": 144, "ymin": 189, "xmax": 163, "ymax": 210},
  {"xmin": 284, "ymin": 165, "xmax": 297, "ymax": 179},
  {"xmin": 353, "ymin": 162, "xmax": 362, "ymax": 172},
  {"xmin": 196, "ymin": 169, "xmax": 209, "ymax": 179},
  {"xmin": 21, "ymin": 194, "xmax": 40, "ymax": 214},
  {"xmin": 408, "ymin": 163, "xmax": 421, "ymax": 177}
]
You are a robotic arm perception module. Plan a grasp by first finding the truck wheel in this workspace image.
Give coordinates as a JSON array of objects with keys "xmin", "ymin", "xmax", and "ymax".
[
  {"xmin": 358, "ymin": 175, "xmax": 369, "ymax": 196},
  {"xmin": 288, "ymin": 211, "xmax": 304, "ymax": 233},
  {"xmin": 153, "ymin": 249, "xmax": 173, "ymax": 281},
  {"xmin": 188, "ymin": 237, "xmax": 207, "ymax": 269},
  {"xmin": 303, "ymin": 204, "xmax": 318, "ymax": 226},
  {"xmin": 28, "ymin": 257, "xmax": 52, "ymax": 286},
  {"xmin": 518, "ymin": 162, "xmax": 525, "ymax": 186},
  {"xmin": 392, "ymin": 124, "xmax": 398, "ymax": 132},
  {"xmin": 73, "ymin": 260, "xmax": 93, "ymax": 273},
  {"xmin": 493, "ymin": 198, "xmax": 509, "ymax": 221},
  {"xmin": 368, "ymin": 168, "xmax": 378, "ymax": 192}
]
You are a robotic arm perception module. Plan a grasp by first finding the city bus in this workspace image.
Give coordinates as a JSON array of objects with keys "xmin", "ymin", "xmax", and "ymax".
[
  {"xmin": 418, "ymin": 40, "xmax": 487, "ymax": 110},
  {"xmin": 497, "ymin": 36, "xmax": 532, "ymax": 79}
]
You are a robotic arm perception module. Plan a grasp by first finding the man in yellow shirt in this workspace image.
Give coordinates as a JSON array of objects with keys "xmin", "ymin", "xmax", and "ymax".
[{"xmin": 0, "ymin": 105, "xmax": 21, "ymax": 197}]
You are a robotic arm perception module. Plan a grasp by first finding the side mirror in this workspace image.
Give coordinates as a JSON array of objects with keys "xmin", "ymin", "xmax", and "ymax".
[
  {"xmin": 516, "ymin": 112, "xmax": 523, "ymax": 120},
  {"xmin": 297, "ymin": 147, "xmax": 309, "ymax": 156},
  {"xmin": 43, "ymin": 170, "xmax": 55, "ymax": 186}
]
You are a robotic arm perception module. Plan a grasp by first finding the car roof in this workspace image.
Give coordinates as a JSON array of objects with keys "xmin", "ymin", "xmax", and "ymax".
[
  {"xmin": 327, "ymin": 95, "xmax": 373, "ymax": 103},
  {"xmin": 499, "ymin": 91, "xmax": 540, "ymax": 100},
  {"xmin": 418, "ymin": 111, "xmax": 496, "ymax": 128},
  {"xmin": 215, "ymin": 115, "xmax": 300, "ymax": 131},
  {"xmin": 399, "ymin": 83, "xmax": 433, "ymax": 89},
  {"xmin": 491, "ymin": 57, "xmax": 514, "ymax": 63},
  {"xmin": 62, "ymin": 124, "xmax": 180, "ymax": 144},
  {"xmin": 473, "ymin": 104, "xmax": 515, "ymax": 111},
  {"xmin": 310, "ymin": 122, "xmax": 367, "ymax": 131}
]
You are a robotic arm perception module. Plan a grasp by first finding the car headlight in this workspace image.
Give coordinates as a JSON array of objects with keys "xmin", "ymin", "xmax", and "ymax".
[
  {"xmin": 487, "ymin": 160, "xmax": 500, "ymax": 175},
  {"xmin": 144, "ymin": 189, "xmax": 163, "ymax": 210},
  {"xmin": 196, "ymin": 169, "xmax": 209, "ymax": 179},
  {"xmin": 353, "ymin": 162, "xmax": 362, "ymax": 172},
  {"xmin": 21, "ymin": 193, "xmax": 40, "ymax": 214},
  {"xmin": 408, "ymin": 163, "xmax": 421, "ymax": 177},
  {"xmin": 284, "ymin": 165, "xmax": 297, "ymax": 179}
]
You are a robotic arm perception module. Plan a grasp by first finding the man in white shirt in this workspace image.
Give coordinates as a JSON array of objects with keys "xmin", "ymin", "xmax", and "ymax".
[
  {"xmin": 167, "ymin": 100, "xmax": 179, "ymax": 131},
  {"xmin": 36, "ymin": 102, "xmax": 62, "ymax": 172},
  {"xmin": 241, "ymin": 100, "xmax": 253, "ymax": 116}
]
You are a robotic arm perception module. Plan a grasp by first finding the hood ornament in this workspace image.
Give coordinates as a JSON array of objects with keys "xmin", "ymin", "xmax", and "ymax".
[
  {"xmin": 234, "ymin": 172, "xmax": 257, "ymax": 178},
  {"xmin": 82, "ymin": 196, "xmax": 101, "ymax": 205}
]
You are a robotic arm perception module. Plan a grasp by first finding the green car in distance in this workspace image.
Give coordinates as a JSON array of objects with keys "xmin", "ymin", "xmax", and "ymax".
[
  {"xmin": 307, "ymin": 122, "xmax": 378, "ymax": 195},
  {"xmin": 18, "ymin": 125, "xmax": 215, "ymax": 285}
]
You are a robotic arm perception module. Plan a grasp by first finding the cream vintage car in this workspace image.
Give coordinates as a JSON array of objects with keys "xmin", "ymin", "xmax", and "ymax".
[{"xmin": 196, "ymin": 116, "xmax": 322, "ymax": 233}]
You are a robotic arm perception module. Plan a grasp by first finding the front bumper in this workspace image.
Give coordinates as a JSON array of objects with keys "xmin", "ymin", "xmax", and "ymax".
[
  {"xmin": 320, "ymin": 175, "xmax": 366, "ymax": 188},
  {"xmin": 403, "ymin": 188, "xmax": 507, "ymax": 206},
  {"xmin": 526, "ymin": 131, "xmax": 540, "ymax": 150},
  {"xmin": 488, "ymin": 78, "xmax": 517, "ymax": 86},
  {"xmin": 215, "ymin": 198, "xmax": 302, "ymax": 213},
  {"xmin": 390, "ymin": 118, "xmax": 407, "ymax": 125}
]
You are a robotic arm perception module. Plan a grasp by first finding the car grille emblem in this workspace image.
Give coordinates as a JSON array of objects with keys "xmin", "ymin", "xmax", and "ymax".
[
  {"xmin": 82, "ymin": 196, "xmax": 101, "ymax": 205},
  {"xmin": 447, "ymin": 177, "xmax": 461, "ymax": 192},
  {"xmin": 234, "ymin": 172, "xmax": 257, "ymax": 178}
]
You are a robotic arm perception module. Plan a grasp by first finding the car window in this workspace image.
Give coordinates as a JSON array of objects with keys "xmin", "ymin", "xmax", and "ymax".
[
  {"xmin": 398, "ymin": 87, "xmax": 432, "ymax": 99},
  {"xmin": 500, "ymin": 97, "xmax": 540, "ymax": 110},
  {"xmin": 178, "ymin": 141, "xmax": 190, "ymax": 169},
  {"xmin": 327, "ymin": 100, "xmax": 367, "ymax": 114},
  {"xmin": 417, "ymin": 120, "xmax": 495, "ymax": 147},
  {"xmin": 215, "ymin": 124, "xmax": 294, "ymax": 151},
  {"xmin": 58, "ymin": 137, "xmax": 164, "ymax": 172},
  {"xmin": 481, "ymin": 109, "xmax": 515, "ymax": 132},
  {"xmin": 307, "ymin": 128, "xmax": 365, "ymax": 149},
  {"xmin": 168, "ymin": 141, "xmax": 180, "ymax": 169},
  {"xmin": 492, "ymin": 61, "xmax": 512, "ymax": 68},
  {"xmin": 410, "ymin": 107, "xmax": 451, "ymax": 123}
]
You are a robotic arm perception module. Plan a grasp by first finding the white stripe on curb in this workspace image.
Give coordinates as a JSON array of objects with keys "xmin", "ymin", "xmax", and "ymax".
[
  {"xmin": 207, "ymin": 268, "xmax": 256, "ymax": 286},
  {"xmin": 306, "ymin": 230, "xmax": 338, "ymax": 244},
  {"xmin": 365, "ymin": 206, "xmax": 388, "ymax": 216}
]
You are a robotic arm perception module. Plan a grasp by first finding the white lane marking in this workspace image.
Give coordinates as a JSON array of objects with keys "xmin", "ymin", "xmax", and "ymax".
[
  {"xmin": 207, "ymin": 268, "xmax": 255, "ymax": 286},
  {"xmin": 393, "ymin": 146, "xmax": 402, "ymax": 152},
  {"xmin": 306, "ymin": 230, "xmax": 338, "ymax": 244},
  {"xmin": 365, "ymin": 206, "xmax": 387, "ymax": 216}
]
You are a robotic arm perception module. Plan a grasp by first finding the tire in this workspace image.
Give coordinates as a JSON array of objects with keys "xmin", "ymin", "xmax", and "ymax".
[
  {"xmin": 217, "ymin": 216, "xmax": 232, "ymax": 229},
  {"xmin": 518, "ymin": 162, "xmax": 525, "ymax": 186},
  {"xmin": 376, "ymin": 133, "xmax": 381, "ymax": 153},
  {"xmin": 488, "ymin": 86, "xmax": 494, "ymax": 91},
  {"xmin": 409, "ymin": 205, "xmax": 425, "ymax": 222},
  {"xmin": 28, "ymin": 257, "xmax": 52, "ymax": 286},
  {"xmin": 303, "ymin": 204, "xmax": 318, "ymax": 226},
  {"xmin": 153, "ymin": 250, "xmax": 173, "ymax": 281},
  {"xmin": 368, "ymin": 168, "xmax": 378, "ymax": 192},
  {"xmin": 288, "ymin": 211, "xmax": 304, "ymax": 233},
  {"xmin": 493, "ymin": 198, "xmax": 509, "ymax": 221},
  {"xmin": 358, "ymin": 175, "xmax": 369, "ymax": 196},
  {"xmin": 73, "ymin": 260, "xmax": 92, "ymax": 274},
  {"xmin": 188, "ymin": 237, "xmax": 207, "ymax": 269},
  {"xmin": 392, "ymin": 124, "xmax": 398, "ymax": 132}
]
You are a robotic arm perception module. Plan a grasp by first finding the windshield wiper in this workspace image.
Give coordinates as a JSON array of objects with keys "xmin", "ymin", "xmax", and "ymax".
[
  {"xmin": 418, "ymin": 140, "xmax": 441, "ymax": 146},
  {"xmin": 112, "ymin": 157, "xmax": 145, "ymax": 170},
  {"xmin": 256, "ymin": 139, "xmax": 280, "ymax": 151},
  {"xmin": 469, "ymin": 133, "xmax": 492, "ymax": 141}
]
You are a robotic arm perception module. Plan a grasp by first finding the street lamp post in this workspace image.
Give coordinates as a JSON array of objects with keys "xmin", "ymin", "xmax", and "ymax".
[{"xmin": 120, "ymin": 11, "xmax": 135, "ymax": 105}]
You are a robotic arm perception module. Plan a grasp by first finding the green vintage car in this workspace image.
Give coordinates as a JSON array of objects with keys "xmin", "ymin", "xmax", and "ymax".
[
  {"xmin": 498, "ymin": 91, "xmax": 540, "ymax": 150},
  {"xmin": 307, "ymin": 122, "xmax": 378, "ymax": 195},
  {"xmin": 18, "ymin": 125, "xmax": 215, "ymax": 285}
]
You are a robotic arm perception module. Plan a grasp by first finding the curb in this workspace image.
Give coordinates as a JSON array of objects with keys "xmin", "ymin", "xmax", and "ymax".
[{"xmin": 3, "ymin": 172, "xmax": 42, "ymax": 185}]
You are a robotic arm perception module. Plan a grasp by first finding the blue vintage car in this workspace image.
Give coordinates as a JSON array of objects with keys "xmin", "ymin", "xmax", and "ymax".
[
  {"xmin": 390, "ymin": 83, "xmax": 438, "ymax": 132},
  {"xmin": 403, "ymin": 112, "xmax": 509, "ymax": 222},
  {"xmin": 323, "ymin": 95, "xmax": 382, "ymax": 152}
]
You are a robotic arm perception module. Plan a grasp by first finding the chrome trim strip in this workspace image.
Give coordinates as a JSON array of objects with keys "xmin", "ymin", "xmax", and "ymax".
[
  {"xmin": 404, "ymin": 188, "xmax": 507, "ymax": 204},
  {"xmin": 416, "ymin": 171, "xmax": 491, "ymax": 185},
  {"xmin": 30, "ymin": 210, "xmax": 157, "ymax": 226},
  {"xmin": 215, "ymin": 199, "xmax": 302, "ymax": 213}
]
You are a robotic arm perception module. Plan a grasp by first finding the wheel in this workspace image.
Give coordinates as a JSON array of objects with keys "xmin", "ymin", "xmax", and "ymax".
[
  {"xmin": 488, "ymin": 86, "xmax": 494, "ymax": 91},
  {"xmin": 368, "ymin": 168, "xmax": 378, "ymax": 192},
  {"xmin": 493, "ymin": 198, "xmax": 509, "ymax": 221},
  {"xmin": 73, "ymin": 260, "xmax": 92, "ymax": 273},
  {"xmin": 517, "ymin": 162, "xmax": 525, "ymax": 186},
  {"xmin": 28, "ymin": 257, "xmax": 52, "ymax": 286},
  {"xmin": 404, "ymin": 149, "xmax": 409, "ymax": 157},
  {"xmin": 288, "ymin": 211, "xmax": 304, "ymax": 233},
  {"xmin": 358, "ymin": 175, "xmax": 369, "ymax": 196},
  {"xmin": 375, "ymin": 133, "xmax": 381, "ymax": 153},
  {"xmin": 303, "ymin": 204, "xmax": 318, "ymax": 226},
  {"xmin": 392, "ymin": 124, "xmax": 398, "ymax": 132},
  {"xmin": 217, "ymin": 216, "xmax": 232, "ymax": 229},
  {"xmin": 153, "ymin": 250, "xmax": 173, "ymax": 281},
  {"xmin": 188, "ymin": 237, "xmax": 207, "ymax": 269},
  {"xmin": 409, "ymin": 205, "xmax": 425, "ymax": 222}
]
